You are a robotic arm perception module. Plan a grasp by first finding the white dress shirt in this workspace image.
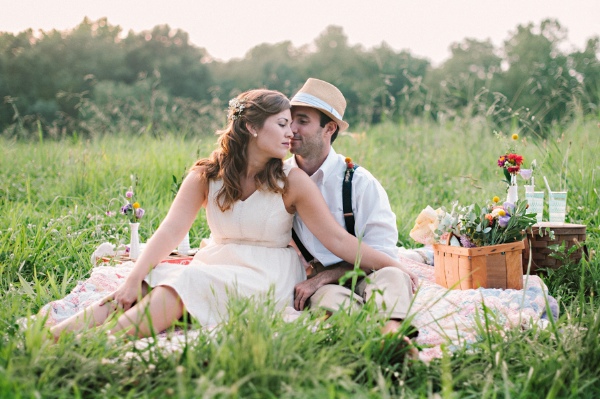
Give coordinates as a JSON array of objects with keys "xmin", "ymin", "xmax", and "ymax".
[{"xmin": 285, "ymin": 147, "xmax": 398, "ymax": 266}]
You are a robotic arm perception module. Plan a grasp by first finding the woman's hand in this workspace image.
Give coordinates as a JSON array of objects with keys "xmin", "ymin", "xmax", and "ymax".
[{"xmin": 103, "ymin": 277, "xmax": 143, "ymax": 311}]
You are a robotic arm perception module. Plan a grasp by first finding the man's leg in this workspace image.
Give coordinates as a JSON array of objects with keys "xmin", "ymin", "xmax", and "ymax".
[
  {"xmin": 309, "ymin": 283, "xmax": 364, "ymax": 314},
  {"xmin": 361, "ymin": 267, "xmax": 414, "ymax": 321},
  {"xmin": 360, "ymin": 267, "xmax": 419, "ymax": 360}
]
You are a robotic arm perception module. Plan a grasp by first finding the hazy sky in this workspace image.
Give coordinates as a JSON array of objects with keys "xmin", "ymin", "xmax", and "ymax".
[{"xmin": 1, "ymin": 0, "xmax": 598, "ymax": 65}]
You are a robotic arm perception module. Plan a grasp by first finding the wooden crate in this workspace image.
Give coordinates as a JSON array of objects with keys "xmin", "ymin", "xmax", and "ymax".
[
  {"xmin": 433, "ymin": 240, "xmax": 525, "ymax": 290},
  {"xmin": 522, "ymin": 222, "xmax": 586, "ymax": 274}
]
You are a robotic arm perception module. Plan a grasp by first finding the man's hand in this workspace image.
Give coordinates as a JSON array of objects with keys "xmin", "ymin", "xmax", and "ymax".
[
  {"xmin": 294, "ymin": 278, "xmax": 323, "ymax": 311},
  {"xmin": 294, "ymin": 262, "xmax": 355, "ymax": 310}
]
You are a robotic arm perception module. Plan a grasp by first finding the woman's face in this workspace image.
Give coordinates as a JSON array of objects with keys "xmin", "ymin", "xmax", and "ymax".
[{"xmin": 253, "ymin": 109, "xmax": 293, "ymax": 159}]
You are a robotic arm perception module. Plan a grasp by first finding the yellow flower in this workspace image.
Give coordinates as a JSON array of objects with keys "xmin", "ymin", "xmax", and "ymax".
[
  {"xmin": 512, "ymin": 133, "xmax": 519, "ymax": 140},
  {"xmin": 492, "ymin": 196, "xmax": 500, "ymax": 203},
  {"xmin": 345, "ymin": 157, "xmax": 352, "ymax": 163},
  {"xmin": 498, "ymin": 209, "xmax": 506, "ymax": 216},
  {"xmin": 132, "ymin": 202, "xmax": 140, "ymax": 209}
]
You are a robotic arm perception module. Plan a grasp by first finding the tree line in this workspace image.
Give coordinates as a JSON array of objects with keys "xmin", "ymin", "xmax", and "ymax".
[{"xmin": 1, "ymin": 17, "xmax": 598, "ymax": 139}]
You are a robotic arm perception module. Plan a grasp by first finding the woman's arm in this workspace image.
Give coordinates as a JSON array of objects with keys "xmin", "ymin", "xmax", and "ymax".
[
  {"xmin": 284, "ymin": 168, "xmax": 418, "ymax": 287},
  {"xmin": 113, "ymin": 169, "xmax": 208, "ymax": 308}
]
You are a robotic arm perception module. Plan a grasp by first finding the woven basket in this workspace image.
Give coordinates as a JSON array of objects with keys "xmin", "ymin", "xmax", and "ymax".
[
  {"xmin": 434, "ymin": 240, "xmax": 525, "ymax": 290},
  {"xmin": 522, "ymin": 222, "xmax": 586, "ymax": 274}
]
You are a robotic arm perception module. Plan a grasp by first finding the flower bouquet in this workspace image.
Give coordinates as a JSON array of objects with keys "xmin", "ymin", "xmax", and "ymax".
[
  {"xmin": 120, "ymin": 189, "xmax": 145, "ymax": 223},
  {"xmin": 410, "ymin": 197, "xmax": 536, "ymax": 248},
  {"xmin": 120, "ymin": 187, "xmax": 145, "ymax": 259},
  {"xmin": 106, "ymin": 182, "xmax": 145, "ymax": 260},
  {"xmin": 496, "ymin": 132, "xmax": 526, "ymax": 204}
]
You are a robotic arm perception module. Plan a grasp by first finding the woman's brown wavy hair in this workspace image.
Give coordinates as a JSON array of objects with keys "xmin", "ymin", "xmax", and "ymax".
[{"xmin": 193, "ymin": 89, "xmax": 290, "ymax": 211}]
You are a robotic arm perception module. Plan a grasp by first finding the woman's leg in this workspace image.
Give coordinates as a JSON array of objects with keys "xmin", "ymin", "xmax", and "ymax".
[
  {"xmin": 110, "ymin": 285, "xmax": 184, "ymax": 338},
  {"xmin": 50, "ymin": 283, "xmax": 149, "ymax": 340},
  {"xmin": 50, "ymin": 297, "xmax": 118, "ymax": 340}
]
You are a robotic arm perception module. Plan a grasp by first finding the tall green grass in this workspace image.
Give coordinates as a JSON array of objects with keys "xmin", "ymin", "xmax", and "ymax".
[{"xmin": 0, "ymin": 118, "xmax": 598, "ymax": 397}]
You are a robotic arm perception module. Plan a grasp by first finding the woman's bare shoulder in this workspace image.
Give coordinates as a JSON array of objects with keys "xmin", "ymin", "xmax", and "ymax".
[
  {"xmin": 286, "ymin": 167, "xmax": 312, "ymax": 189},
  {"xmin": 187, "ymin": 165, "xmax": 210, "ymax": 183}
]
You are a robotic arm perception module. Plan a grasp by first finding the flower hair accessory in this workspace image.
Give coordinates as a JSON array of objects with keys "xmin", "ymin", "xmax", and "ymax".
[{"xmin": 228, "ymin": 98, "xmax": 246, "ymax": 121}]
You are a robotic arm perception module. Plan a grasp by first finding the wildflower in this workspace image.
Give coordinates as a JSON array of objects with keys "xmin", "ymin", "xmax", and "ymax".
[
  {"xmin": 492, "ymin": 196, "xmax": 500, "ymax": 203},
  {"xmin": 132, "ymin": 202, "xmax": 140, "ymax": 209},
  {"xmin": 126, "ymin": 191, "xmax": 134, "ymax": 198},
  {"xmin": 503, "ymin": 202, "xmax": 515, "ymax": 215},
  {"xmin": 135, "ymin": 208, "xmax": 145, "ymax": 219},
  {"xmin": 512, "ymin": 133, "xmax": 519, "ymax": 140},
  {"xmin": 498, "ymin": 215, "xmax": 511, "ymax": 228},
  {"xmin": 491, "ymin": 207, "xmax": 506, "ymax": 218},
  {"xmin": 459, "ymin": 235, "xmax": 476, "ymax": 248}
]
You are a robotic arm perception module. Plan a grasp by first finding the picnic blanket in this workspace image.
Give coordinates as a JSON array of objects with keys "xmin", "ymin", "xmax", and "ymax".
[{"xmin": 39, "ymin": 245, "xmax": 559, "ymax": 362}]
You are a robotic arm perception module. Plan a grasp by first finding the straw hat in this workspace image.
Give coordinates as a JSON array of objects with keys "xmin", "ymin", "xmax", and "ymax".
[{"xmin": 290, "ymin": 78, "xmax": 349, "ymax": 132}]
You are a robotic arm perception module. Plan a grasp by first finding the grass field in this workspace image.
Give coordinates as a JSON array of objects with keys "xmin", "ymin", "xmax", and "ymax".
[{"xmin": 1, "ymin": 118, "xmax": 599, "ymax": 398}]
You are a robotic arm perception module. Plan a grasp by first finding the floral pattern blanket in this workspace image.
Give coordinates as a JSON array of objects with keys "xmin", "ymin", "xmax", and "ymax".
[{"xmin": 39, "ymin": 246, "xmax": 558, "ymax": 363}]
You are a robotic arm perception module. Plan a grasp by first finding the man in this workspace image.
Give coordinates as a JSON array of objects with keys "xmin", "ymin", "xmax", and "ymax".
[{"xmin": 286, "ymin": 78, "xmax": 416, "ymax": 337}]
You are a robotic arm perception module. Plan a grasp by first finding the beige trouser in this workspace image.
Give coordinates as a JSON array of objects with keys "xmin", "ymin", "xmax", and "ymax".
[{"xmin": 309, "ymin": 267, "xmax": 414, "ymax": 320}]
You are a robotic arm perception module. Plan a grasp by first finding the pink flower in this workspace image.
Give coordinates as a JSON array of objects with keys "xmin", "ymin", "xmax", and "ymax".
[
  {"xmin": 135, "ymin": 208, "xmax": 145, "ymax": 219},
  {"xmin": 520, "ymin": 169, "xmax": 533, "ymax": 180},
  {"xmin": 126, "ymin": 191, "xmax": 134, "ymax": 198}
]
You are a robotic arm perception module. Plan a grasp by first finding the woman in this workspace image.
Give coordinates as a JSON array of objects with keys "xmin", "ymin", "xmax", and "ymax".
[{"xmin": 50, "ymin": 89, "xmax": 418, "ymax": 339}]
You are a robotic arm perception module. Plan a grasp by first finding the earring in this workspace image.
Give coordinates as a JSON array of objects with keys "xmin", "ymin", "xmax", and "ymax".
[{"xmin": 253, "ymin": 133, "xmax": 257, "ymax": 137}]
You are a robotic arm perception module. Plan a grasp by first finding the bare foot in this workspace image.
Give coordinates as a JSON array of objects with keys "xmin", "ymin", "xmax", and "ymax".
[{"xmin": 381, "ymin": 320, "xmax": 419, "ymax": 360}]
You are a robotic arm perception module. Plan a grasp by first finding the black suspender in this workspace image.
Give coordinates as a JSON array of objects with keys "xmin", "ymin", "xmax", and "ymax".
[
  {"xmin": 292, "ymin": 228, "xmax": 314, "ymax": 263},
  {"xmin": 292, "ymin": 158, "xmax": 359, "ymax": 263},
  {"xmin": 343, "ymin": 160, "xmax": 358, "ymax": 236}
]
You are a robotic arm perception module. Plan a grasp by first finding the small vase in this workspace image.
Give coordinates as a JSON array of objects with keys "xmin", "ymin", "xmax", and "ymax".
[
  {"xmin": 129, "ymin": 222, "xmax": 141, "ymax": 260},
  {"xmin": 178, "ymin": 231, "xmax": 191, "ymax": 255},
  {"xmin": 507, "ymin": 174, "xmax": 518, "ymax": 204}
]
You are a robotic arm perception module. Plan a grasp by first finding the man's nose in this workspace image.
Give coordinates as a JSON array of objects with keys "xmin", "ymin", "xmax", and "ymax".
[{"xmin": 285, "ymin": 125, "xmax": 293, "ymax": 138}]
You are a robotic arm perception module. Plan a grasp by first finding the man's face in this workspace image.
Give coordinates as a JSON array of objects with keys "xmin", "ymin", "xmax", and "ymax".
[{"xmin": 289, "ymin": 106, "xmax": 329, "ymax": 158}]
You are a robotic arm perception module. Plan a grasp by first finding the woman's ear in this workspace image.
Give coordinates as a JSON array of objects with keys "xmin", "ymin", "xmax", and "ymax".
[{"xmin": 246, "ymin": 122, "xmax": 258, "ymax": 137}]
